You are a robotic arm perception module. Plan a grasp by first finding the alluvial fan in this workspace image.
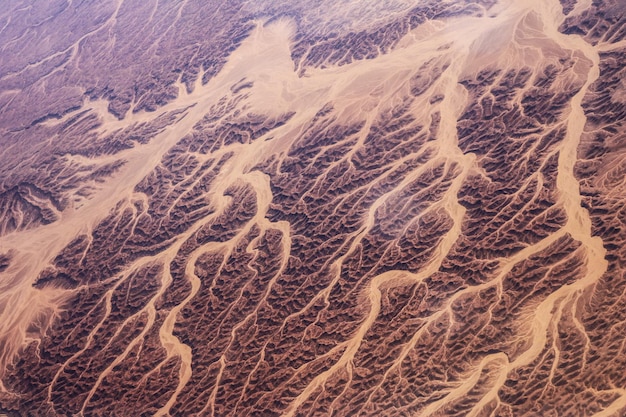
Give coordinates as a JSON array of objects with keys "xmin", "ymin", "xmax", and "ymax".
[{"xmin": 1, "ymin": 0, "xmax": 625, "ymax": 415}]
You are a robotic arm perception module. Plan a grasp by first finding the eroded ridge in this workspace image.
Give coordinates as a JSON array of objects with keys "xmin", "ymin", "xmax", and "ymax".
[{"xmin": 0, "ymin": 0, "xmax": 625, "ymax": 416}]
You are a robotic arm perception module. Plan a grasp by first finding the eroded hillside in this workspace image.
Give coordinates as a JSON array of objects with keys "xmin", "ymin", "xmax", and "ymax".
[{"xmin": 1, "ymin": 0, "xmax": 625, "ymax": 415}]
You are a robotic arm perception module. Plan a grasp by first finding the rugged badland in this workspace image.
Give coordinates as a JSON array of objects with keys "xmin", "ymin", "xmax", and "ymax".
[{"xmin": 1, "ymin": 0, "xmax": 625, "ymax": 415}]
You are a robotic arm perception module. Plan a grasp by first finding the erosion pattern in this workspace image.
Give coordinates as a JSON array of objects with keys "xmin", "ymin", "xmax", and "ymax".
[{"xmin": 0, "ymin": 0, "xmax": 625, "ymax": 416}]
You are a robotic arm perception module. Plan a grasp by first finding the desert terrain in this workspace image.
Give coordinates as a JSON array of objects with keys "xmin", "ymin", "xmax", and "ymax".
[{"xmin": 0, "ymin": 0, "xmax": 625, "ymax": 415}]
